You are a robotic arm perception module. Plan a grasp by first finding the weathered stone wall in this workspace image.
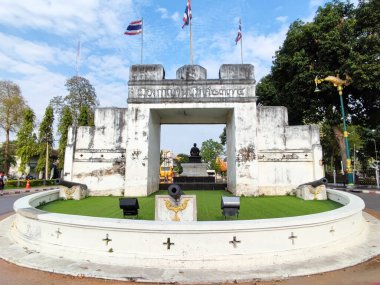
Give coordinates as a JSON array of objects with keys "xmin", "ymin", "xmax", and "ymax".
[
  {"xmin": 64, "ymin": 108, "xmax": 128, "ymax": 195},
  {"xmin": 256, "ymin": 106, "xmax": 324, "ymax": 195}
]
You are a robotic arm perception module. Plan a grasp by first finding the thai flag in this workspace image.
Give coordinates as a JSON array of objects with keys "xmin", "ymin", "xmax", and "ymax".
[
  {"xmin": 182, "ymin": 0, "xmax": 192, "ymax": 28},
  {"xmin": 235, "ymin": 19, "xmax": 242, "ymax": 44},
  {"xmin": 124, "ymin": 20, "xmax": 142, "ymax": 35}
]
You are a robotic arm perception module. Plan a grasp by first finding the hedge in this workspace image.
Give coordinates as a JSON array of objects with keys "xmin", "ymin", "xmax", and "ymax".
[{"xmin": 5, "ymin": 179, "xmax": 60, "ymax": 188}]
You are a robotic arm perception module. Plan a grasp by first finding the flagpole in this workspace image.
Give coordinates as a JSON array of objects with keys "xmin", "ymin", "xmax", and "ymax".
[
  {"xmin": 190, "ymin": 10, "xmax": 193, "ymax": 65},
  {"xmin": 141, "ymin": 18, "xmax": 143, "ymax": 64},
  {"xmin": 240, "ymin": 34, "xmax": 243, "ymax": 64},
  {"xmin": 240, "ymin": 20, "xmax": 243, "ymax": 64}
]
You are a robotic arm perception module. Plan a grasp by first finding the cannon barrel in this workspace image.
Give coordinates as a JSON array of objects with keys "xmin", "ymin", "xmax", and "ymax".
[
  {"xmin": 168, "ymin": 184, "xmax": 183, "ymax": 201},
  {"xmin": 60, "ymin": 180, "xmax": 88, "ymax": 190},
  {"xmin": 299, "ymin": 177, "xmax": 328, "ymax": 188}
]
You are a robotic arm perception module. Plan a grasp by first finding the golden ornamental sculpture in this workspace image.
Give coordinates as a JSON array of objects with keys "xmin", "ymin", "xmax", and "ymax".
[
  {"xmin": 308, "ymin": 186, "xmax": 322, "ymax": 200},
  {"xmin": 64, "ymin": 187, "xmax": 76, "ymax": 200},
  {"xmin": 165, "ymin": 199, "xmax": 190, "ymax": 221}
]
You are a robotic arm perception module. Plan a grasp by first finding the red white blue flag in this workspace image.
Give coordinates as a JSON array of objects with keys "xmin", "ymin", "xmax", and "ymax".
[
  {"xmin": 235, "ymin": 19, "xmax": 242, "ymax": 44},
  {"xmin": 124, "ymin": 20, "xmax": 143, "ymax": 35},
  {"xmin": 182, "ymin": 0, "xmax": 192, "ymax": 28}
]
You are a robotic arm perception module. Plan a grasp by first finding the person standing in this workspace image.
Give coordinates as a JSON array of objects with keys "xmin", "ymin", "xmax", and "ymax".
[{"xmin": 0, "ymin": 172, "xmax": 4, "ymax": 196}]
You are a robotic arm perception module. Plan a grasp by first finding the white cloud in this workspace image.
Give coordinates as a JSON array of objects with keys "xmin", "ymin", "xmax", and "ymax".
[
  {"xmin": 156, "ymin": 7, "xmax": 180, "ymax": 23},
  {"xmin": 156, "ymin": 7, "xmax": 169, "ymax": 19},
  {"xmin": 310, "ymin": 0, "xmax": 324, "ymax": 9},
  {"xmin": 0, "ymin": 0, "xmax": 100, "ymax": 35},
  {"xmin": 85, "ymin": 54, "xmax": 130, "ymax": 108},
  {"xmin": 0, "ymin": 33, "xmax": 72, "ymax": 67},
  {"xmin": 171, "ymin": 12, "xmax": 180, "ymax": 22},
  {"xmin": 276, "ymin": 16, "xmax": 288, "ymax": 23},
  {"xmin": 194, "ymin": 23, "xmax": 287, "ymax": 81}
]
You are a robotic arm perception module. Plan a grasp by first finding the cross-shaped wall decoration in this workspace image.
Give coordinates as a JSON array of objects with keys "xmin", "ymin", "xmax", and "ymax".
[
  {"xmin": 103, "ymin": 234, "xmax": 112, "ymax": 245},
  {"xmin": 289, "ymin": 232, "xmax": 297, "ymax": 245},
  {"xmin": 163, "ymin": 237, "xmax": 174, "ymax": 250},
  {"xmin": 229, "ymin": 236, "xmax": 241, "ymax": 248}
]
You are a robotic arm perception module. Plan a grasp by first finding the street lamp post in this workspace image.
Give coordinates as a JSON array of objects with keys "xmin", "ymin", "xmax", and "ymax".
[
  {"xmin": 45, "ymin": 140, "xmax": 49, "ymax": 181},
  {"xmin": 372, "ymin": 138, "xmax": 378, "ymax": 163},
  {"xmin": 372, "ymin": 130, "xmax": 379, "ymax": 188},
  {"xmin": 315, "ymin": 75, "xmax": 354, "ymax": 186},
  {"xmin": 353, "ymin": 144, "xmax": 356, "ymax": 184}
]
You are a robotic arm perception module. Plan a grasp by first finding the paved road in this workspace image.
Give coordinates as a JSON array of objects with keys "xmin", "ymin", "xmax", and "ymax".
[
  {"xmin": 0, "ymin": 193, "xmax": 31, "ymax": 215},
  {"xmin": 352, "ymin": 191, "xmax": 380, "ymax": 212}
]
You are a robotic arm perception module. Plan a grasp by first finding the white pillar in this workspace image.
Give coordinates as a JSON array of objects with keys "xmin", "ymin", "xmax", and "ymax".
[
  {"xmin": 125, "ymin": 106, "xmax": 160, "ymax": 196},
  {"xmin": 232, "ymin": 103, "xmax": 258, "ymax": 196}
]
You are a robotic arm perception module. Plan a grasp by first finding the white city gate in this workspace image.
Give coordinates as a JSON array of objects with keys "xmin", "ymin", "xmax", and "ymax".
[{"xmin": 64, "ymin": 64, "xmax": 323, "ymax": 197}]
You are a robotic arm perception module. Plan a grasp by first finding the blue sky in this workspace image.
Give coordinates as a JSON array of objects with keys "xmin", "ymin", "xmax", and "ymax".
[{"xmin": 0, "ymin": 0, "xmax": 357, "ymax": 155}]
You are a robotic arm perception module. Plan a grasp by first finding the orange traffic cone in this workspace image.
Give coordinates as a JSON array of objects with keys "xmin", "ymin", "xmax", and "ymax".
[{"xmin": 25, "ymin": 179, "xmax": 31, "ymax": 189}]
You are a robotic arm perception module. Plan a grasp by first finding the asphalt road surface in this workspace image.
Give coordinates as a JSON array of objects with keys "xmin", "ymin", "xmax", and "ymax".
[{"xmin": 0, "ymin": 193, "xmax": 30, "ymax": 215}]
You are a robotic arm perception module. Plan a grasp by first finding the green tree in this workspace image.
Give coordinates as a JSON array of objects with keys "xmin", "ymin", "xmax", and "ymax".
[
  {"xmin": 219, "ymin": 127, "xmax": 227, "ymax": 146},
  {"xmin": 57, "ymin": 106, "xmax": 73, "ymax": 171},
  {"xmin": 256, "ymin": 74, "xmax": 280, "ymax": 106},
  {"xmin": 174, "ymin": 153, "xmax": 189, "ymax": 174},
  {"xmin": 256, "ymin": 0, "xmax": 379, "ymax": 171},
  {"xmin": 0, "ymin": 141, "xmax": 16, "ymax": 173},
  {"xmin": 36, "ymin": 105, "xmax": 54, "ymax": 177},
  {"xmin": 201, "ymin": 139, "xmax": 224, "ymax": 172},
  {"xmin": 321, "ymin": 122, "xmax": 364, "ymax": 171},
  {"xmin": 51, "ymin": 76, "xmax": 98, "ymax": 125},
  {"xmin": 0, "ymin": 80, "xmax": 27, "ymax": 173},
  {"xmin": 348, "ymin": 0, "xmax": 380, "ymax": 128},
  {"xmin": 77, "ymin": 105, "xmax": 94, "ymax": 126},
  {"xmin": 16, "ymin": 108, "xmax": 37, "ymax": 174}
]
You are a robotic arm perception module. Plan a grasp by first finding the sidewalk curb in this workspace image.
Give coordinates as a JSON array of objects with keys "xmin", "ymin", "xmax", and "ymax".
[
  {"xmin": 359, "ymin": 189, "xmax": 380, "ymax": 194},
  {"xmin": 2, "ymin": 187, "xmax": 60, "ymax": 196},
  {"xmin": 328, "ymin": 187, "xmax": 380, "ymax": 194}
]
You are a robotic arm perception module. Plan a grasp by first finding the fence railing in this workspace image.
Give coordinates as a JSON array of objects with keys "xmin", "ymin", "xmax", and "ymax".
[{"xmin": 325, "ymin": 171, "xmax": 378, "ymax": 186}]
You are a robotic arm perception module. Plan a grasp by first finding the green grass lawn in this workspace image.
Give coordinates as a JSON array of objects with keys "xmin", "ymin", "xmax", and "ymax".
[{"xmin": 37, "ymin": 190, "xmax": 342, "ymax": 221}]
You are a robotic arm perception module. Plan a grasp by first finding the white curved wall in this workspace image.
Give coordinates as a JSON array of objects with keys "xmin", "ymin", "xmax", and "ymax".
[{"xmin": 11, "ymin": 189, "xmax": 365, "ymax": 270}]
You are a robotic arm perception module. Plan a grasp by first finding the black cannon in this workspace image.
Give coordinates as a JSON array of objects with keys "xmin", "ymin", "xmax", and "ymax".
[
  {"xmin": 119, "ymin": 198, "xmax": 139, "ymax": 218},
  {"xmin": 221, "ymin": 196, "xmax": 240, "ymax": 219},
  {"xmin": 168, "ymin": 184, "xmax": 183, "ymax": 202},
  {"xmin": 299, "ymin": 177, "xmax": 328, "ymax": 188},
  {"xmin": 60, "ymin": 180, "xmax": 88, "ymax": 190}
]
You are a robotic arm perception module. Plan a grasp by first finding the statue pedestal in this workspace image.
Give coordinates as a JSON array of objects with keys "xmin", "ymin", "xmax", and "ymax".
[
  {"xmin": 181, "ymin": 163, "xmax": 209, "ymax": 177},
  {"xmin": 59, "ymin": 185, "xmax": 88, "ymax": 200},
  {"xmin": 155, "ymin": 195, "xmax": 197, "ymax": 221},
  {"xmin": 189, "ymin": 156, "xmax": 202, "ymax": 163},
  {"xmin": 296, "ymin": 185, "xmax": 327, "ymax": 200}
]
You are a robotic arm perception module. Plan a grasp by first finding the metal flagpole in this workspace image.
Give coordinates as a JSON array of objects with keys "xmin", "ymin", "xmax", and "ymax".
[
  {"xmin": 141, "ymin": 18, "xmax": 143, "ymax": 64},
  {"xmin": 240, "ymin": 31, "xmax": 243, "ymax": 64},
  {"xmin": 240, "ymin": 19, "xmax": 243, "ymax": 64},
  {"xmin": 190, "ymin": 8, "xmax": 193, "ymax": 65}
]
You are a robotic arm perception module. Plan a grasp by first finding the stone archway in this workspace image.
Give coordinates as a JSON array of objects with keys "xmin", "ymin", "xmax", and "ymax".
[
  {"xmin": 64, "ymin": 64, "xmax": 323, "ymax": 197},
  {"xmin": 124, "ymin": 64, "xmax": 258, "ymax": 197}
]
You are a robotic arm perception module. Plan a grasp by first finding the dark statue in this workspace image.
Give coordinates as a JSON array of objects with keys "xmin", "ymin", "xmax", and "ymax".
[
  {"xmin": 190, "ymin": 143, "xmax": 200, "ymax": 157},
  {"xmin": 189, "ymin": 143, "xmax": 201, "ymax": 163}
]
